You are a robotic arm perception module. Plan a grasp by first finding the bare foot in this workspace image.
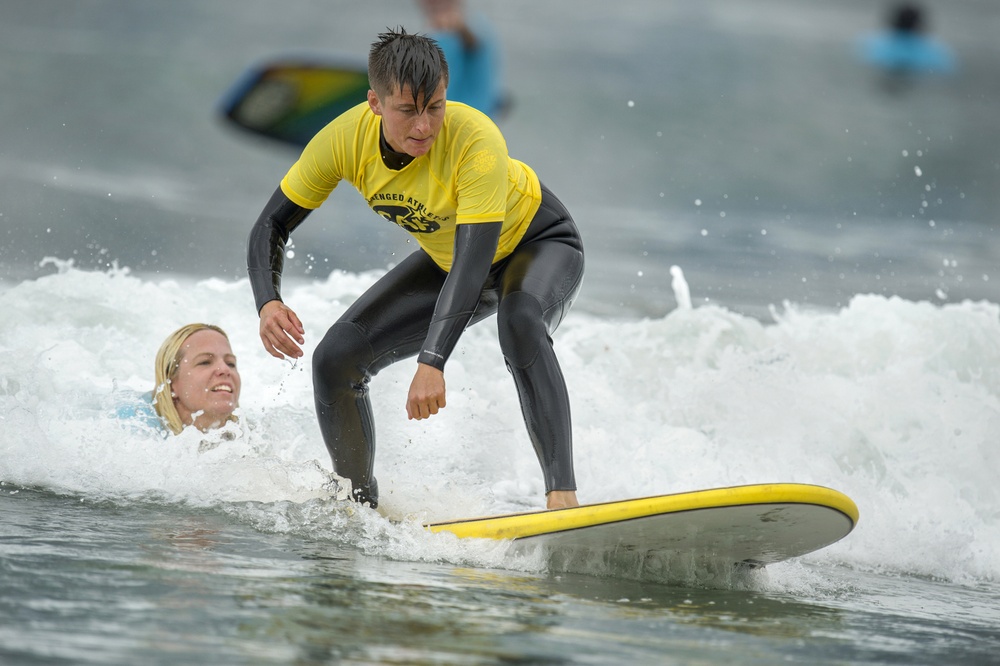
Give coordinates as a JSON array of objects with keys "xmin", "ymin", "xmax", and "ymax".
[{"xmin": 546, "ymin": 490, "xmax": 579, "ymax": 510}]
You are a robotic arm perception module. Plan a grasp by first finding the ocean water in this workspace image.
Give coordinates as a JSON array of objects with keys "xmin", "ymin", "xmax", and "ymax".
[
  {"xmin": 3, "ymin": 265, "xmax": 1000, "ymax": 664},
  {"xmin": 3, "ymin": 0, "xmax": 1000, "ymax": 664}
]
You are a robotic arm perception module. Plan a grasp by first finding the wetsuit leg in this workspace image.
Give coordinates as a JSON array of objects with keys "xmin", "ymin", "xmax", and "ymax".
[
  {"xmin": 495, "ymin": 187, "xmax": 585, "ymax": 493},
  {"xmin": 312, "ymin": 251, "xmax": 446, "ymax": 507},
  {"xmin": 313, "ymin": 184, "xmax": 582, "ymax": 505}
]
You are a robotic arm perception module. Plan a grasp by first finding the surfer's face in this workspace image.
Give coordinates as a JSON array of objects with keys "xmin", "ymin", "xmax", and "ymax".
[
  {"xmin": 170, "ymin": 329, "xmax": 241, "ymax": 431},
  {"xmin": 368, "ymin": 81, "xmax": 446, "ymax": 158}
]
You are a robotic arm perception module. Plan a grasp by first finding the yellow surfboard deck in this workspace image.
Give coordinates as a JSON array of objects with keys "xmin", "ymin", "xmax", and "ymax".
[{"xmin": 426, "ymin": 483, "xmax": 859, "ymax": 566}]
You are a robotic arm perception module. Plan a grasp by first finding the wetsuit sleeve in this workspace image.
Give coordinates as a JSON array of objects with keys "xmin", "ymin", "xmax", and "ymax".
[
  {"xmin": 417, "ymin": 222, "xmax": 502, "ymax": 370},
  {"xmin": 247, "ymin": 186, "xmax": 312, "ymax": 313}
]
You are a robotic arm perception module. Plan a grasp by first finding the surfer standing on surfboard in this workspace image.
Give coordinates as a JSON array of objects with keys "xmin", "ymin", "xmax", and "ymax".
[{"xmin": 246, "ymin": 28, "xmax": 584, "ymax": 511}]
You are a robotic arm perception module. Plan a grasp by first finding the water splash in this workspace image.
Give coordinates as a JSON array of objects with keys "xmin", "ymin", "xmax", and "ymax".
[{"xmin": 2, "ymin": 266, "xmax": 998, "ymax": 583}]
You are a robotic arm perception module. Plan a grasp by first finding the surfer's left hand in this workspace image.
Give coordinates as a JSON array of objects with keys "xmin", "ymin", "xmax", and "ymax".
[{"xmin": 406, "ymin": 363, "xmax": 446, "ymax": 420}]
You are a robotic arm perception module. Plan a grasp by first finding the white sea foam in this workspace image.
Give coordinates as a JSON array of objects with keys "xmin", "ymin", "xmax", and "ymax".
[{"xmin": 2, "ymin": 263, "xmax": 998, "ymax": 583}]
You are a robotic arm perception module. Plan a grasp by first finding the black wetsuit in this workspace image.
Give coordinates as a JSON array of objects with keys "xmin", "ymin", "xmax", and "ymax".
[{"xmin": 248, "ymin": 143, "xmax": 584, "ymax": 508}]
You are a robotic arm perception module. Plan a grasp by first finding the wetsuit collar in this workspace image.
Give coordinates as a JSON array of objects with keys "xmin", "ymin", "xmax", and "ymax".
[{"xmin": 379, "ymin": 123, "xmax": 416, "ymax": 171}]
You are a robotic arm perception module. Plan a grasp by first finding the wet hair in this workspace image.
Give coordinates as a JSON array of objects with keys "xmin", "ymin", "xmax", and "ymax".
[
  {"xmin": 368, "ymin": 27, "xmax": 449, "ymax": 109},
  {"xmin": 153, "ymin": 323, "xmax": 237, "ymax": 435},
  {"xmin": 890, "ymin": 4, "xmax": 924, "ymax": 33}
]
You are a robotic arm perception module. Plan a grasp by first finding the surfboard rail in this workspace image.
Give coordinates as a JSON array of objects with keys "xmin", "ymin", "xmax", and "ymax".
[{"xmin": 425, "ymin": 483, "xmax": 859, "ymax": 542}]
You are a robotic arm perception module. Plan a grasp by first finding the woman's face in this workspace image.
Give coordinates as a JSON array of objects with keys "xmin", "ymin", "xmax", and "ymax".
[{"xmin": 170, "ymin": 329, "xmax": 241, "ymax": 431}]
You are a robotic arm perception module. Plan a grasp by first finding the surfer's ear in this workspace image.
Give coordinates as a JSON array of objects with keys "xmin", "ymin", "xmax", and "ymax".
[{"xmin": 367, "ymin": 89, "xmax": 383, "ymax": 116}]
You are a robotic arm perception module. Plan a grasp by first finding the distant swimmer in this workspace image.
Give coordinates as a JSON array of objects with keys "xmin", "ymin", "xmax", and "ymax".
[
  {"xmin": 859, "ymin": 3, "xmax": 956, "ymax": 88},
  {"xmin": 418, "ymin": 0, "xmax": 507, "ymax": 119}
]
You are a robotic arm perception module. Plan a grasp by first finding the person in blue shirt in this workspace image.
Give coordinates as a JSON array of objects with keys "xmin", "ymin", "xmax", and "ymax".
[
  {"xmin": 860, "ymin": 3, "xmax": 956, "ymax": 84},
  {"xmin": 418, "ymin": 0, "xmax": 506, "ymax": 119}
]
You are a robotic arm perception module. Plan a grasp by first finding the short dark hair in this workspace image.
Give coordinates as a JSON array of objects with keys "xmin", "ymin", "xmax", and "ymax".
[
  {"xmin": 890, "ymin": 4, "xmax": 924, "ymax": 33},
  {"xmin": 368, "ymin": 27, "xmax": 449, "ymax": 109}
]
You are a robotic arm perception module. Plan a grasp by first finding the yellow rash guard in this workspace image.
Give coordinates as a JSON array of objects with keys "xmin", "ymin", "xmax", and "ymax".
[{"xmin": 279, "ymin": 100, "xmax": 542, "ymax": 272}]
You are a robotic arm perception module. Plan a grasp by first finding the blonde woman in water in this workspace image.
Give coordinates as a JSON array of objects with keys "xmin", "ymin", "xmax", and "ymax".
[{"xmin": 149, "ymin": 323, "xmax": 242, "ymax": 434}]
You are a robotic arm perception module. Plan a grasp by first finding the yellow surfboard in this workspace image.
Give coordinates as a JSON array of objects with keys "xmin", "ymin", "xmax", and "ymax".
[{"xmin": 426, "ymin": 483, "xmax": 859, "ymax": 567}]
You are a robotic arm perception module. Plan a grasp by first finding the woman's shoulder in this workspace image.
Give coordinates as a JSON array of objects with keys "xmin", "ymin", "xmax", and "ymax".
[{"xmin": 115, "ymin": 390, "xmax": 167, "ymax": 433}]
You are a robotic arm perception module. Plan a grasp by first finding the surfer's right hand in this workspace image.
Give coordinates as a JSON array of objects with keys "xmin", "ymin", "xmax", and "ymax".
[{"xmin": 258, "ymin": 299, "xmax": 305, "ymax": 360}]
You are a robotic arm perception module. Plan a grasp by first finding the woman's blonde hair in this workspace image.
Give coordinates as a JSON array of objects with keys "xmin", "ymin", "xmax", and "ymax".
[{"xmin": 153, "ymin": 323, "xmax": 237, "ymax": 434}]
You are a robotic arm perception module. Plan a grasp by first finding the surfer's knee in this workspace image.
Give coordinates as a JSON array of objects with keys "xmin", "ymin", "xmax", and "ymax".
[
  {"xmin": 497, "ymin": 292, "xmax": 547, "ymax": 369},
  {"xmin": 312, "ymin": 321, "xmax": 374, "ymax": 401}
]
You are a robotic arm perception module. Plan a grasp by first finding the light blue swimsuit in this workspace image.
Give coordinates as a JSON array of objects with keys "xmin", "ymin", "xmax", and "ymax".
[{"xmin": 115, "ymin": 390, "xmax": 168, "ymax": 433}]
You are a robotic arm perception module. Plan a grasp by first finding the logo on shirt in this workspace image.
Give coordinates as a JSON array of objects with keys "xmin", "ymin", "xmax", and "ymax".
[
  {"xmin": 372, "ymin": 204, "xmax": 442, "ymax": 234},
  {"xmin": 472, "ymin": 149, "xmax": 497, "ymax": 174}
]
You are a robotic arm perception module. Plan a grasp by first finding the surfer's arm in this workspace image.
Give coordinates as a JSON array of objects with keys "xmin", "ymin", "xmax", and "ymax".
[
  {"xmin": 247, "ymin": 186, "xmax": 311, "ymax": 312},
  {"xmin": 248, "ymin": 186, "xmax": 310, "ymax": 359},
  {"xmin": 406, "ymin": 221, "xmax": 500, "ymax": 420},
  {"xmin": 417, "ymin": 221, "xmax": 501, "ymax": 371}
]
